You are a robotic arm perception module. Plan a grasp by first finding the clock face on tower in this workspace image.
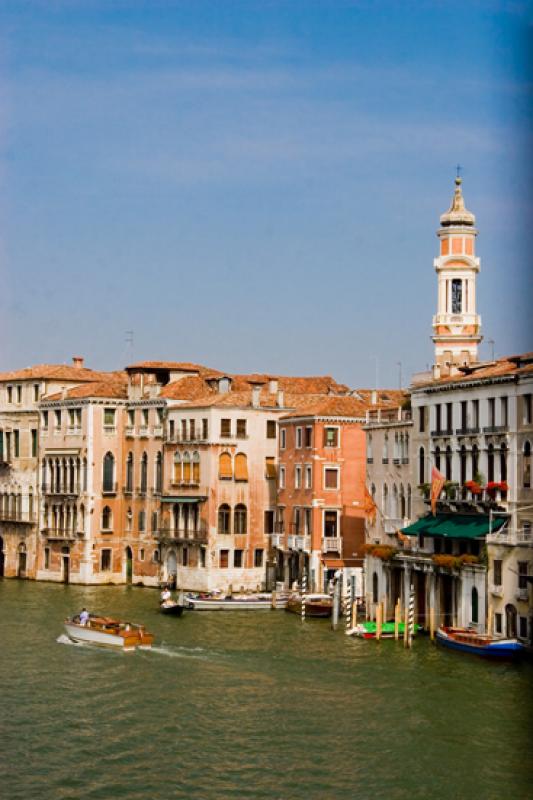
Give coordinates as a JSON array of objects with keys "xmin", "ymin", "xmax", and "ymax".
[{"xmin": 451, "ymin": 279, "xmax": 462, "ymax": 314}]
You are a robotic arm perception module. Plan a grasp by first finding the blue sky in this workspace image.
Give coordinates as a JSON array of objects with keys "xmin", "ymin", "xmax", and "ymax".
[{"xmin": 1, "ymin": 1, "xmax": 531, "ymax": 387}]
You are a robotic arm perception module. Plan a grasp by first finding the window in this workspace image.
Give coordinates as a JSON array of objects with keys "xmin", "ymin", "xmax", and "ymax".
[
  {"xmin": 472, "ymin": 445, "xmax": 479, "ymax": 479},
  {"xmin": 151, "ymin": 511, "xmax": 158, "ymax": 532},
  {"xmin": 128, "ymin": 409, "xmax": 135, "ymax": 426},
  {"xmin": 487, "ymin": 444, "xmax": 494, "ymax": 483},
  {"xmin": 382, "ymin": 434, "xmax": 389, "ymax": 463},
  {"xmin": 418, "ymin": 447, "xmax": 425, "ymax": 484},
  {"xmin": 42, "ymin": 411, "xmax": 49, "ymax": 429},
  {"xmin": 104, "ymin": 408, "xmax": 116, "ymax": 428},
  {"xmin": 451, "ymin": 278, "xmax": 462, "ymax": 313},
  {"xmin": 218, "ymin": 504, "xmax": 231, "ymax": 534},
  {"xmin": 324, "ymin": 467, "xmax": 339, "ymax": 490},
  {"xmin": 372, "ymin": 572, "xmax": 378, "ymax": 604},
  {"xmin": 139, "ymin": 548, "xmax": 145, "ymax": 561},
  {"xmin": 500, "ymin": 397, "xmax": 508, "ymax": 427},
  {"xmin": 182, "ymin": 547, "xmax": 188, "ymax": 567},
  {"xmin": 523, "ymin": 394, "xmax": 532, "ymax": 425},
  {"xmin": 446, "ymin": 403, "xmax": 453, "ymax": 431},
  {"xmin": 265, "ymin": 457, "xmax": 276, "ymax": 479},
  {"xmin": 103, "ymin": 452, "xmax": 115, "ymax": 492},
  {"xmin": 488, "ymin": 398, "xmax": 495, "ymax": 427},
  {"xmin": 367, "ymin": 434, "xmax": 373, "ymax": 463},
  {"xmin": 324, "ymin": 427, "xmax": 339, "ymax": 447},
  {"xmin": 500, "ymin": 443, "xmax": 507, "ymax": 483},
  {"xmin": 153, "ymin": 549, "xmax": 160, "ymax": 563},
  {"xmin": 101, "ymin": 506, "xmax": 112, "ymax": 530},
  {"xmin": 234, "ymin": 453, "xmax": 248, "ymax": 481},
  {"xmin": 192, "ymin": 451, "xmax": 200, "ymax": 484},
  {"xmin": 7, "ymin": 386, "xmax": 12, "ymax": 403},
  {"xmin": 220, "ymin": 418, "xmax": 231, "ymax": 438},
  {"xmin": 182, "ymin": 452, "xmax": 191, "ymax": 483},
  {"xmin": 280, "ymin": 428, "xmax": 286, "ymax": 449},
  {"xmin": 295, "ymin": 465, "xmax": 302, "ymax": 489},
  {"xmin": 435, "ymin": 446, "xmax": 441, "ymax": 472},
  {"xmin": 173, "ymin": 452, "xmax": 182, "ymax": 483},
  {"xmin": 34, "ymin": 384, "xmax": 39, "ymax": 402},
  {"xmin": 435, "ymin": 404, "xmax": 442, "ymax": 433},
  {"xmin": 324, "ymin": 511, "xmax": 337, "ymax": 537},
  {"xmin": 304, "ymin": 427, "xmax": 312, "ymax": 447},
  {"xmin": 220, "ymin": 549, "xmax": 229, "ymax": 568},
  {"xmin": 519, "ymin": 617, "xmax": 528, "ymax": 639},
  {"xmin": 419, "ymin": 407, "xmax": 425, "ymax": 433},
  {"xmin": 140, "ymin": 452, "xmax": 148, "ymax": 493},
  {"xmin": 16, "ymin": 385, "xmax": 22, "ymax": 403},
  {"xmin": 254, "ymin": 549, "xmax": 264, "ymax": 568},
  {"xmin": 142, "ymin": 409, "xmax": 149, "ymax": 426},
  {"xmin": 181, "ymin": 419, "xmax": 187, "ymax": 440},
  {"xmin": 54, "ymin": 410, "xmax": 61, "ymax": 429},
  {"xmin": 460, "ymin": 445, "xmax": 467, "ymax": 485},
  {"xmin": 101, "ymin": 549, "xmax": 112, "ymax": 571},
  {"xmin": 202, "ymin": 418, "xmax": 209, "ymax": 440},
  {"xmin": 472, "ymin": 399, "xmax": 479, "ymax": 429},
  {"xmin": 138, "ymin": 511, "xmax": 146, "ymax": 532},
  {"xmin": 236, "ymin": 419, "xmax": 247, "ymax": 438},
  {"xmin": 523, "ymin": 442, "xmax": 531, "ymax": 488},
  {"xmin": 14, "ymin": 430, "xmax": 20, "ymax": 458},
  {"xmin": 493, "ymin": 559, "xmax": 502, "ymax": 586},
  {"xmin": 471, "ymin": 587, "xmax": 478, "ymax": 624},
  {"xmin": 279, "ymin": 465, "xmax": 285, "ymax": 489},
  {"xmin": 44, "ymin": 547, "xmax": 50, "ymax": 569},
  {"xmin": 305, "ymin": 465, "xmax": 312, "ymax": 489},
  {"xmin": 445, "ymin": 446, "xmax": 452, "ymax": 481},
  {"xmin": 264, "ymin": 510, "xmax": 274, "ymax": 534},
  {"xmin": 234, "ymin": 504, "xmax": 247, "ymax": 534},
  {"xmin": 460, "ymin": 401, "xmax": 467, "ymax": 430},
  {"xmin": 155, "ymin": 452, "xmax": 162, "ymax": 492},
  {"xmin": 234, "ymin": 549, "xmax": 244, "ymax": 568},
  {"xmin": 518, "ymin": 562, "xmax": 527, "ymax": 590},
  {"xmin": 495, "ymin": 613, "xmax": 502, "ymax": 634},
  {"xmin": 218, "ymin": 453, "xmax": 233, "ymax": 480},
  {"xmin": 126, "ymin": 507, "xmax": 132, "ymax": 531},
  {"xmin": 296, "ymin": 427, "xmax": 303, "ymax": 448}
]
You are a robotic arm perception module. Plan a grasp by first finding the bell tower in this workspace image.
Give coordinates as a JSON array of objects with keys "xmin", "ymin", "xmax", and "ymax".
[{"xmin": 432, "ymin": 176, "xmax": 482, "ymax": 378}]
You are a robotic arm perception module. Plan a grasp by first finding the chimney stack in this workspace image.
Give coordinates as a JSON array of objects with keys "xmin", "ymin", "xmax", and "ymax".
[
  {"xmin": 252, "ymin": 386, "xmax": 261, "ymax": 408},
  {"xmin": 277, "ymin": 390, "xmax": 285, "ymax": 408},
  {"xmin": 72, "ymin": 356, "xmax": 84, "ymax": 369},
  {"xmin": 269, "ymin": 378, "xmax": 279, "ymax": 394},
  {"xmin": 371, "ymin": 390, "xmax": 377, "ymax": 405}
]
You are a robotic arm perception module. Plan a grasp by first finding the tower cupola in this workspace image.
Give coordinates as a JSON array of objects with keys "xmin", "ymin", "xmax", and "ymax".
[{"xmin": 432, "ymin": 177, "xmax": 482, "ymax": 378}]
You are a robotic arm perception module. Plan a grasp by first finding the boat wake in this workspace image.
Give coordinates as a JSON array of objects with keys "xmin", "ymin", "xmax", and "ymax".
[
  {"xmin": 149, "ymin": 644, "xmax": 212, "ymax": 660},
  {"xmin": 56, "ymin": 633, "xmax": 84, "ymax": 647}
]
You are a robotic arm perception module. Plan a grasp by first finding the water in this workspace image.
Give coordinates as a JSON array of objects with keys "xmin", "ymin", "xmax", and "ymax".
[{"xmin": 1, "ymin": 581, "xmax": 531, "ymax": 800}]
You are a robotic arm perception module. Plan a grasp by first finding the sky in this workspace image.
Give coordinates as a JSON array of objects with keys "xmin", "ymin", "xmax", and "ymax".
[{"xmin": 1, "ymin": 0, "xmax": 532, "ymax": 388}]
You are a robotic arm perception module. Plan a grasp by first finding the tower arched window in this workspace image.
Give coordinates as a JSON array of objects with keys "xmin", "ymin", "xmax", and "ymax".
[
  {"xmin": 445, "ymin": 446, "xmax": 452, "ymax": 481},
  {"xmin": 382, "ymin": 484, "xmax": 389, "ymax": 517},
  {"xmin": 500, "ymin": 443, "xmax": 507, "ymax": 483},
  {"xmin": 103, "ymin": 452, "xmax": 115, "ymax": 492},
  {"xmin": 399, "ymin": 484, "xmax": 406, "ymax": 518},
  {"xmin": 392, "ymin": 484, "xmax": 398, "ymax": 518},
  {"xmin": 182, "ymin": 451, "xmax": 191, "ymax": 483},
  {"xmin": 472, "ymin": 445, "xmax": 479, "ymax": 480},
  {"xmin": 234, "ymin": 504, "xmax": 247, "ymax": 534},
  {"xmin": 460, "ymin": 445, "xmax": 467, "ymax": 486},
  {"xmin": 488, "ymin": 444, "xmax": 495, "ymax": 483},
  {"xmin": 218, "ymin": 504, "xmax": 231, "ymax": 534}
]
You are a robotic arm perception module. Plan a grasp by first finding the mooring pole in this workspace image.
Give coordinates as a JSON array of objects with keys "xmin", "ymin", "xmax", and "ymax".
[
  {"xmin": 407, "ymin": 584, "xmax": 415, "ymax": 648},
  {"xmin": 332, "ymin": 574, "xmax": 340, "ymax": 629},
  {"xmin": 301, "ymin": 571, "xmax": 307, "ymax": 623},
  {"xmin": 345, "ymin": 578, "xmax": 352, "ymax": 635}
]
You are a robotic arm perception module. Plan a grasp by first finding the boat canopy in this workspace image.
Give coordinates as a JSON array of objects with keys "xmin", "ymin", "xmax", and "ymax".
[{"xmin": 401, "ymin": 513, "xmax": 507, "ymax": 540}]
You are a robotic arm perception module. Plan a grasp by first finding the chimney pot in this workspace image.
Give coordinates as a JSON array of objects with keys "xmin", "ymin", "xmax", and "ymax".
[
  {"xmin": 277, "ymin": 389, "xmax": 285, "ymax": 408},
  {"xmin": 252, "ymin": 386, "xmax": 261, "ymax": 407},
  {"xmin": 72, "ymin": 356, "xmax": 84, "ymax": 369}
]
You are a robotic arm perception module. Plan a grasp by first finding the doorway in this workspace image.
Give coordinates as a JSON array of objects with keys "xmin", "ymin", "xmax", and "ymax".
[
  {"xmin": 61, "ymin": 546, "xmax": 70, "ymax": 584},
  {"xmin": 166, "ymin": 550, "xmax": 177, "ymax": 588},
  {"xmin": 125, "ymin": 546, "xmax": 133, "ymax": 584},
  {"xmin": 505, "ymin": 603, "xmax": 517, "ymax": 638},
  {"xmin": 17, "ymin": 545, "xmax": 27, "ymax": 578},
  {"xmin": 0, "ymin": 536, "xmax": 4, "ymax": 577}
]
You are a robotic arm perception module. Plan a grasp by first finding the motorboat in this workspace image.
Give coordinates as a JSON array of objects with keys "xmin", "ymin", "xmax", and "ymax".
[
  {"xmin": 347, "ymin": 621, "xmax": 422, "ymax": 638},
  {"xmin": 64, "ymin": 614, "xmax": 154, "ymax": 651},
  {"xmin": 186, "ymin": 593, "xmax": 273, "ymax": 610},
  {"xmin": 436, "ymin": 626, "xmax": 525, "ymax": 659},
  {"xmin": 160, "ymin": 600, "xmax": 185, "ymax": 616},
  {"xmin": 285, "ymin": 593, "xmax": 333, "ymax": 618}
]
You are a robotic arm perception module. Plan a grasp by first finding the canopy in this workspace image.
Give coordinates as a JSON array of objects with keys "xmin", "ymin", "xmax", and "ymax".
[
  {"xmin": 161, "ymin": 496, "xmax": 204, "ymax": 503},
  {"xmin": 401, "ymin": 513, "xmax": 507, "ymax": 540}
]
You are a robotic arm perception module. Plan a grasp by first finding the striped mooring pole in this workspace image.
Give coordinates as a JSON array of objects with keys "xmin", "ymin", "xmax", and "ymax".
[
  {"xmin": 407, "ymin": 584, "xmax": 415, "ymax": 648},
  {"xmin": 301, "ymin": 572, "xmax": 307, "ymax": 623},
  {"xmin": 345, "ymin": 578, "xmax": 352, "ymax": 634}
]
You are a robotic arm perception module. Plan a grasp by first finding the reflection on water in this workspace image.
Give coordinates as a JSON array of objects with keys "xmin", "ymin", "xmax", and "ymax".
[{"xmin": 1, "ymin": 580, "xmax": 532, "ymax": 800}]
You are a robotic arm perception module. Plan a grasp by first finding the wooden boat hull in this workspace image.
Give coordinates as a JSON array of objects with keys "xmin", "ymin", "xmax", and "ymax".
[
  {"xmin": 187, "ymin": 596, "xmax": 273, "ymax": 611},
  {"xmin": 64, "ymin": 617, "xmax": 154, "ymax": 651},
  {"xmin": 286, "ymin": 597, "xmax": 333, "ymax": 618},
  {"xmin": 436, "ymin": 627, "xmax": 524, "ymax": 658},
  {"xmin": 348, "ymin": 622, "xmax": 421, "ymax": 639}
]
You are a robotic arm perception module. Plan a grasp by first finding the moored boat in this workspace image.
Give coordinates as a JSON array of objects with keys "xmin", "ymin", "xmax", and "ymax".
[
  {"xmin": 64, "ymin": 615, "xmax": 154, "ymax": 651},
  {"xmin": 186, "ymin": 593, "xmax": 273, "ymax": 611},
  {"xmin": 285, "ymin": 593, "xmax": 333, "ymax": 618},
  {"xmin": 347, "ymin": 621, "xmax": 422, "ymax": 638},
  {"xmin": 436, "ymin": 626, "xmax": 525, "ymax": 659},
  {"xmin": 160, "ymin": 601, "xmax": 185, "ymax": 616}
]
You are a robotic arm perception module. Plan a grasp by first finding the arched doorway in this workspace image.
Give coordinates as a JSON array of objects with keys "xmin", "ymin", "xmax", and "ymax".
[
  {"xmin": 505, "ymin": 603, "xmax": 517, "ymax": 638},
  {"xmin": 61, "ymin": 546, "xmax": 70, "ymax": 584},
  {"xmin": 0, "ymin": 535, "xmax": 4, "ymax": 577},
  {"xmin": 17, "ymin": 543, "xmax": 27, "ymax": 578},
  {"xmin": 166, "ymin": 550, "xmax": 177, "ymax": 589},
  {"xmin": 125, "ymin": 546, "xmax": 133, "ymax": 584}
]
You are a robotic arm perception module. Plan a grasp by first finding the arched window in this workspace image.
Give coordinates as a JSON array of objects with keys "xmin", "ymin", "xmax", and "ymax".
[
  {"xmin": 407, "ymin": 485, "xmax": 412, "ymax": 518},
  {"xmin": 103, "ymin": 452, "xmax": 115, "ymax": 492},
  {"xmin": 234, "ymin": 504, "xmax": 247, "ymax": 534},
  {"xmin": 234, "ymin": 453, "xmax": 248, "ymax": 481},
  {"xmin": 399, "ymin": 484, "xmax": 406, "ymax": 518},
  {"xmin": 126, "ymin": 506, "xmax": 132, "ymax": 531},
  {"xmin": 192, "ymin": 451, "xmax": 200, "ymax": 484},
  {"xmin": 155, "ymin": 452, "xmax": 162, "ymax": 493},
  {"xmin": 69, "ymin": 458, "xmax": 75, "ymax": 493},
  {"xmin": 182, "ymin": 452, "xmax": 191, "ymax": 483},
  {"xmin": 79, "ymin": 504, "xmax": 85, "ymax": 533},
  {"xmin": 102, "ymin": 505, "xmax": 112, "ymax": 530},
  {"xmin": 500, "ymin": 443, "xmax": 507, "ymax": 483},
  {"xmin": 472, "ymin": 444, "xmax": 479, "ymax": 479},
  {"xmin": 418, "ymin": 447, "xmax": 425, "ymax": 485},
  {"xmin": 219, "ymin": 452, "xmax": 232, "ymax": 480},
  {"xmin": 460, "ymin": 445, "xmax": 467, "ymax": 485},
  {"xmin": 366, "ymin": 433, "xmax": 373, "ymax": 463},
  {"xmin": 82, "ymin": 457, "xmax": 88, "ymax": 491},
  {"xmin": 392, "ymin": 484, "xmax": 398, "ymax": 518},
  {"xmin": 126, "ymin": 452, "xmax": 134, "ymax": 492},
  {"xmin": 140, "ymin": 452, "xmax": 148, "ymax": 493},
  {"xmin": 383, "ymin": 434, "xmax": 389, "ymax": 462},
  {"xmin": 173, "ymin": 451, "xmax": 182, "ymax": 484},
  {"xmin": 488, "ymin": 444, "xmax": 495, "ymax": 483},
  {"xmin": 218, "ymin": 504, "xmax": 231, "ymax": 534},
  {"xmin": 371, "ymin": 483, "xmax": 376, "ymax": 501},
  {"xmin": 28, "ymin": 488, "xmax": 33, "ymax": 518},
  {"xmin": 471, "ymin": 586, "xmax": 479, "ymax": 624},
  {"xmin": 372, "ymin": 572, "xmax": 378, "ymax": 604},
  {"xmin": 523, "ymin": 441, "xmax": 531, "ymax": 488},
  {"xmin": 445, "ymin": 446, "xmax": 452, "ymax": 481},
  {"xmin": 435, "ymin": 446, "xmax": 441, "ymax": 472},
  {"xmin": 138, "ymin": 510, "xmax": 146, "ymax": 532},
  {"xmin": 382, "ymin": 484, "xmax": 389, "ymax": 517},
  {"xmin": 405, "ymin": 433, "xmax": 409, "ymax": 462},
  {"xmin": 394, "ymin": 433, "xmax": 399, "ymax": 461}
]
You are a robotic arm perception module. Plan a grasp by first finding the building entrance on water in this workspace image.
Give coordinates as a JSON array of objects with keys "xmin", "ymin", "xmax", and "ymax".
[
  {"xmin": 125, "ymin": 546, "xmax": 133, "ymax": 584},
  {"xmin": 61, "ymin": 546, "xmax": 70, "ymax": 584}
]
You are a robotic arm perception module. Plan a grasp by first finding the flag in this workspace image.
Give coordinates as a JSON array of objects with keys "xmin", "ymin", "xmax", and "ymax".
[
  {"xmin": 363, "ymin": 486, "xmax": 377, "ymax": 523},
  {"xmin": 430, "ymin": 466, "xmax": 445, "ymax": 516},
  {"xmin": 396, "ymin": 529, "xmax": 411, "ymax": 546}
]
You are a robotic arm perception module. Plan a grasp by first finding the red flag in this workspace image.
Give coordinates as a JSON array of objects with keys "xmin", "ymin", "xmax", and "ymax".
[
  {"xmin": 363, "ymin": 487, "xmax": 377, "ymax": 524},
  {"xmin": 430, "ymin": 466, "xmax": 445, "ymax": 516}
]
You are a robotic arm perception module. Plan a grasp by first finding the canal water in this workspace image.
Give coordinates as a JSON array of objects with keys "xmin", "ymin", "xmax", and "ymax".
[{"xmin": 1, "ymin": 581, "xmax": 531, "ymax": 800}]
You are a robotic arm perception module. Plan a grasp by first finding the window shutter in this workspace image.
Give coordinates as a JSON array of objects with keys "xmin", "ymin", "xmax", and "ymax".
[
  {"xmin": 265, "ymin": 457, "xmax": 277, "ymax": 479},
  {"xmin": 219, "ymin": 452, "xmax": 232, "ymax": 479},
  {"xmin": 234, "ymin": 453, "xmax": 248, "ymax": 481}
]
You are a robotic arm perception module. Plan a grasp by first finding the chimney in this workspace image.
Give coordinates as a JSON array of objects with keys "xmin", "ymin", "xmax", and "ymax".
[
  {"xmin": 269, "ymin": 378, "xmax": 278, "ymax": 394},
  {"xmin": 72, "ymin": 356, "xmax": 84, "ymax": 369},
  {"xmin": 252, "ymin": 386, "xmax": 261, "ymax": 408},
  {"xmin": 277, "ymin": 390, "xmax": 285, "ymax": 408},
  {"xmin": 371, "ymin": 390, "xmax": 377, "ymax": 405}
]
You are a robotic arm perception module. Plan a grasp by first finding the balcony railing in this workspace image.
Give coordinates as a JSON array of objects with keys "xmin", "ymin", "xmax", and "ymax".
[
  {"xmin": 42, "ymin": 485, "xmax": 81, "ymax": 497},
  {"xmin": 167, "ymin": 433, "xmax": 209, "ymax": 444},
  {"xmin": 430, "ymin": 428, "xmax": 453, "ymax": 437},
  {"xmin": 456, "ymin": 426, "xmax": 480, "ymax": 436},
  {"xmin": 125, "ymin": 425, "xmax": 135, "ymax": 438},
  {"xmin": 489, "ymin": 584, "xmax": 503, "ymax": 597},
  {"xmin": 66, "ymin": 426, "xmax": 83, "ymax": 435},
  {"xmin": 138, "ymin": 425, "xmax": 149, "ymax": 438},
  {"xmin": 483, "ymin": 425, "xmax": 507, "ymax": 434},
  {"xmin": 41, "ymin": 528, "xmax": 82, "ymax": 540},
  {"xmin": 516, "ymin": 587, "xmax": 529, "ymax": 602},
  {"xmin": 103, "ymin": 425, "xmax": 116, "ymax": 435},
  {"xmin": 0, "ymin": 512, "xmax": 36, "ymax": 524},
  {"xmin": 171, "ymin": 479, "xmax": 201, "ymax": 488},
  {"xmin": 295, "ymin": 535, "xmax": 311, "ymax": 552},
  {"xmin": 155, "ymin": 525, "xmax": 208, "ymax": 543},
  {"xmin": 322, "ymin": 536, "xmax": 342, "ymax": 553},
  {"xmin": 102, "ymin": 482, "xmax": 118, "ymax": 496},
  {"xmin": 486, "ymin": 529, "xmax": 533, "ymax": 546},
  {"xmin": 287, "ymin": 534, "xmax": 297, "ymax": 550},
  {"xmin": 269, "ymin": 533, "xmax": 283, "ymax": 548},
  {"xmin": 153, "ymin": 425, "xmax": 163, "ymax": 438}
]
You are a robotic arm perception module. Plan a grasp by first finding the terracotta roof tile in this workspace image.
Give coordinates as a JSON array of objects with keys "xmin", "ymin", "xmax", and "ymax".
[
  {"xmin": 415, "ymin": 353, "xmax": 533, "ymax": 388},
  {"xmin": 125, "ymin": 361, "xmax": 220, "ymax": 375},
  {"xmin": 44, "ymin": 379, "xmax": 128, "ymax": 401},
  {"xmin": 0, "ymin": 364, "xmax": 121, "ymax": 382}
]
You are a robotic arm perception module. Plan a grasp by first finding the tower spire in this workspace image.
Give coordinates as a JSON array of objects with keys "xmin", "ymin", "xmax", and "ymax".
[{"xmin": 432, "ymin": 176, "xmax": 482, "ymax": 378}]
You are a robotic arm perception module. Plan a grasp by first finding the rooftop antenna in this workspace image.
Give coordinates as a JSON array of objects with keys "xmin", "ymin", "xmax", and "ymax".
[
  {"xmin": 397, "ymin": 361, "xmax": 402, "ymax": 390},
  {"xmin": 123, "ymin": 330, "xmax": 134, "ymax": 365},
  {"xmin": 487, "ymin": 338, "xmax": 495, "ymax": 361}
]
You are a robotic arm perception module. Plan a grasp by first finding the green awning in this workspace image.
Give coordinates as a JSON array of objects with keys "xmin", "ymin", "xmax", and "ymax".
[
  {"xmin": 160, "ymin": 496, "xmax": 204, "ymax": 503},
  {"xmin": 401, "ymin": 513, "xmax": 507, "ymax": 540}
]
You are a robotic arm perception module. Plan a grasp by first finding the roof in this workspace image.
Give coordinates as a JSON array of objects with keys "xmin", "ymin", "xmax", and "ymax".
[
  {"xmin": 125, "ymin": 361, "xmax": 219, "ymax": 375},
  {"xmin": 281, "ymin": 390, "xmax": 406, "ymax": 420},
  {"xmin": 230, "ymin": 374, "xmax": 351, "ymax": 395},
  {"xmin": 440, "ymin": 177, "xmax": 475, "ymax": 227},
  {"xmin": 415, "ymin": 352, "xmax": 533, "ymax": 390},
  {"xmin": 0, "ymin": 364, "xmax": 120, "ymax": 383},
  {"xmin": 402, "ymin": 513, "xmax": 506, "ymax": 539},
  {"xmin": 44, "ymin": 379, "xmax": 128, "ymax": 401}
]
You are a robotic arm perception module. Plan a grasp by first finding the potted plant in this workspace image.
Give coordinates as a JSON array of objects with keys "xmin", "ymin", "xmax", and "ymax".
[
  {"xmin": 432, "ymin": 554, "xmax": 459, "ymax": 569},
  {"xmin": 463, "ymin": 480, "xmax": 483, "ymax": 496},
  {"xmin": 444, "ymin": 481, "xmax": 459, "ymax": 500}
]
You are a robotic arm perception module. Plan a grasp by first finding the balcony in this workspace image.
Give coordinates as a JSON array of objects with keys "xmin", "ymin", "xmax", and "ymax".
[
  {"xmin": 167, "ymin": 432, "xmax": 209, "ymax": 444},
  {"xmin": 66, "ymin": 426, "xmax": 83, "ymax": 436},
  {"xmin": 138, "ymin": 425, "xmax": 149, "ymax": 438},
  {"xmin": 103, "ymin": 425, "xmax": 116, "ymax": 435},
  {"xmin": 153, "ymin": 425, "xmax": 163, "ymax": 438},
  {"xmin": 430, "ymin": 428, "xmax": 453, "ymax": 437},
  {"xmin": 322, "ymin": 536, "xmax": 342, "ymax": 553},
  {"xmin": 0, "ymin": 513, "xmax": 36, "ymax": 525},
  {"xmin": 392, "ymin": 457, "xmax": 401, "ymax": 465},
  {"xmin": 295, "ymin": 535, "xmax": 311, "ymax": 552},
  {"xmin": 269, "ymin": 533, "xmax": 283, "ymax": 548},
  {"xmin": 287, "ymin": 534, "xmax": 297, "ymax": 550},
  {"xmin": 489, "ymin": 584, "xmax": 503, "ymax": 597},
  {"xmin": 42, "ymin": 485, "xmax": 81, "ymax": 498},
  {"xmin": 456, "ymin": 426, "xmax": 480, "ymax": 436},
  {"xmin": 486, "ymin": 529, "xmax": 533, "ymax": 547},
  {"xmin": 516, "ymin": 587, "xmax": 529, "ymax": 602},
  {"xmin": 382, "ymin": 458, "xmax": 389, "ymax": 464},
  {"xmin": 125, "ymin": 425, "xmax": 135, "ymax": 438},
  {"xmin": 41, "ymin": 528, "xmax": 82, "ymax": 541},
  {"xmin": 102, "ymin": 482, "xmax": 118, "ymax": 496},
  {"xmin": 155, "ymin": 525, "xmax": 208, "ymax": 544},
  {"xmin": 163, "ymin": 484, "xmax": 208, "ymax": 500},
  {"xmin": 483, "ymin": 425, "xmax": 507, "ymax": 434}
]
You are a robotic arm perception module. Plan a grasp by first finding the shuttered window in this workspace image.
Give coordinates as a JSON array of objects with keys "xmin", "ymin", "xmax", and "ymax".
[
  {"xmin": 265, "ymin": 457, "xmax": 276, "ymax": 479},
  {"xmin": 219, "ymin": 452, "xmax": 232, "ymax": 479},
  {"xmin": 234, "ymin": 504, "xmax": 247, "ymax": 534},
  {"xmin": 182, "ymin": 452, "xmax": 191, "ymax": 482},
  {"xmin": 192, "ymin": 452, "xmax": 200, "ymax": 483},
  {"xmin": 234, "ymin": 453, "xmax": 248, "ymax": 481}
]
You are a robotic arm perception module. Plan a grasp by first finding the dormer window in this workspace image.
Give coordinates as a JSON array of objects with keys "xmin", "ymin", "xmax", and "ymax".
[{"xmin": 219, "ymin": 377, "xmax": 231, "ymax": 394}]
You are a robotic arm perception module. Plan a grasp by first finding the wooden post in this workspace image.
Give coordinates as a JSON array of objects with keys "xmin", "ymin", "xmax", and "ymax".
[
  {"xmin": 394, "ymin": 600, "xmax": 400, "ymax": 640},
  {"xmin": 430, "ymin": 606, "xmax": 435, "ymax": 641},
  {"xmin": 332, "ymin": 575, "xmax": 340, "ymax": 629},
  {"xmin": 376, "ymin": 602, "xmax": 382, "ymax": 640},
  {"xmin": 403, "ymin": 595, "xmax": 409, "ymax": 647},
  {"xmin": 301, "ymin": 572, "xmax": 307, "ymax": 623},
  {"xmin": 487, "ymin": 604, "xmax": 493, "ymax": 636}
]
